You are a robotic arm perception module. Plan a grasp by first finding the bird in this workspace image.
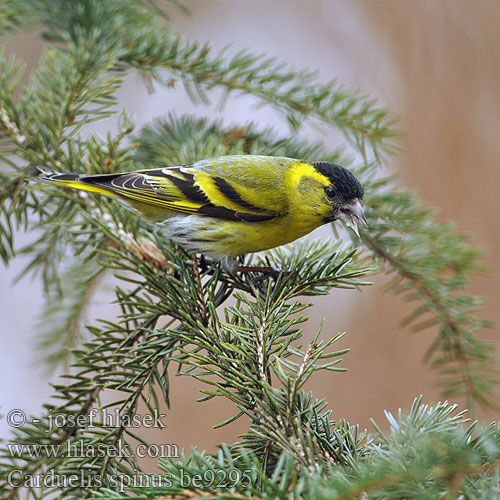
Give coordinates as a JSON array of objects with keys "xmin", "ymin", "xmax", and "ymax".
[{"xmin": 33, "ymin": 155, "xmax": 367, "ymax": 275}]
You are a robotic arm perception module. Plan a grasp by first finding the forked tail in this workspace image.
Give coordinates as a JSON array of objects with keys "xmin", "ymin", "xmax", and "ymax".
[{"xmin": 29, "ymin": 166, "xmax": 120, "ymax": 198}]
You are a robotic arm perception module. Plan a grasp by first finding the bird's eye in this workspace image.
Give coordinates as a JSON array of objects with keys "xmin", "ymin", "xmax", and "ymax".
[{"xmin": 325, "ymin": 186, "xmax": 335, "ymax": 199}]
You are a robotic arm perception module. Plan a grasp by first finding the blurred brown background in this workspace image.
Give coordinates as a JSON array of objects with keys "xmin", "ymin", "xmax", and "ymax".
[{"xmin": 1, "ymin": 0, "xmax": 499, "ymax": 456}]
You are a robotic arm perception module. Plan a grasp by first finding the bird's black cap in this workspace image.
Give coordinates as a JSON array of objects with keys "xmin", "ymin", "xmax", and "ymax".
[{"xmin": 313, "ymin": 162, "xmax": 364, "ymax": 202}]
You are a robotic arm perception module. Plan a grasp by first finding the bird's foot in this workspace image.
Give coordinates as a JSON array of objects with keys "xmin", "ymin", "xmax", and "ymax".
[
  {"xmin": 199, "ymin": 254, "xmax": 208, "ymax": 273},
  {"xmin": 237, "ymin": 265, "xmax": 293, "ymax": 284}
]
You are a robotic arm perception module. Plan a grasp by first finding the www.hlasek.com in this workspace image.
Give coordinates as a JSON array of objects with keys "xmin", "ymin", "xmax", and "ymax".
[
  {"xmin": 6, "ymin": 439, "xmax": 178, "ymax": 459},
  {"xmin": 7, "ymin": 468, "xmax": 253, "ymax": 492}
]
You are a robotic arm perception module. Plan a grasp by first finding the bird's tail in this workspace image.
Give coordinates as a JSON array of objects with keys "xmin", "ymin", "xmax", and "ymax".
[{"xmin": 27, "ymin": 165, "xmax": 119, "ymax": 198}]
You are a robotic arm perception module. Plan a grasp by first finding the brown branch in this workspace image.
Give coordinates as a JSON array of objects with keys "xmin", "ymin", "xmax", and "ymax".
[{"xmin": 192, "ymin": 253, "xmax": 209, "ymax": 326}]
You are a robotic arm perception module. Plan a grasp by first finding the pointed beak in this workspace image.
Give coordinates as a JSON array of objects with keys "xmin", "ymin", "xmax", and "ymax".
[{"xmin": 339, "ymin": 199, "xmax": 367, "ymax": 237}]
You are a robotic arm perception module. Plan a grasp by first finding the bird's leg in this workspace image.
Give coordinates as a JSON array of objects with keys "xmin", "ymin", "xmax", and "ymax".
[
  {"xmin": 202, "ymin": 256, "xmax": 292, "ymax": 281},
  {"xmin": 199, "ymin": 254, "xmax": 208, "ymax": 273},
  {"xmin": 237, "ymin": 265, "xmax": 293, "ymax": 281},
  {"xmin": 191, "ymin": 254, "xmax": 209, "ymax": 325}
]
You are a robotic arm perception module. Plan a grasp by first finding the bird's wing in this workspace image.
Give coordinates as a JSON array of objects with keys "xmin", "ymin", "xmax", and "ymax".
[
  {"xmin": 78, "ymin": 156, "xmax": 292, "ymax": 222},
  {"xmin": 188, "ymin": 155, "xmax": 295, "ymax": 215}
]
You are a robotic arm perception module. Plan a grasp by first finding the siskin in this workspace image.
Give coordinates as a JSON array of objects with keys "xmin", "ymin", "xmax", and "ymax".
[{"xmin": 35, "ymin": 155, "xmax": 366, "ymax": 273}]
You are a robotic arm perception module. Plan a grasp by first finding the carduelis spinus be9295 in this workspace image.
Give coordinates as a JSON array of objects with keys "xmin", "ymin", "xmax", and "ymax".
[{"xmin": 35, "ymin": 155, "xmax": 366, "ymax": 273}]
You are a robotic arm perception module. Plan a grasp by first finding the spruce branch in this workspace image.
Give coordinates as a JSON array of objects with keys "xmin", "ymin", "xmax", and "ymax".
[
  {"xmin": 315, "ymin": 398, "xmax": 500, "ymax": 500},
  {"xmin": 134, "ymin": 113, "xmax": 348, "ymax": 171},
  {"xmin": 0, "ymin": 2, "xmax": 499, "ymax": 499},
  {"xmin": 360, "ymin": 187, "xmax": 497, "ymax": 411},
  {"xmin": 0, "ymin": 203, "xmax": 371, "ymax": 499},
  {"xmin": 0, "ymin": 0, "xmax": 184, "ymax": 42},
  {"xmin": 120, "ymin": 31, "xmax": 399, "ymax": 162},
  {"xmin": 86, "ymin": 399, "xmax": 500, "ymax": 499},
  {"xmin": 18, "ymin": 40, "xmax": 124, "ymax": 166},
  {"xmin": 134, "ymin": 114, "xmax": 499, "ymax": 410},
  {"xmin": 91, "ymin": 446, "xmax": 312, "ymax": 500},
  {"xmin": 0, "ymin": 214, "xmax": 182, "ymax": 497},
  {"xmin": 157, "ymin": 239, "xmax": 370, "ymax": 472},
  {"xmin": 0, "ymin": 0, "xmax": 45, "ymax": 35},
  {"xmin": 35, "ymin": 259, "xmax": 105, "ymax": 369}
]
